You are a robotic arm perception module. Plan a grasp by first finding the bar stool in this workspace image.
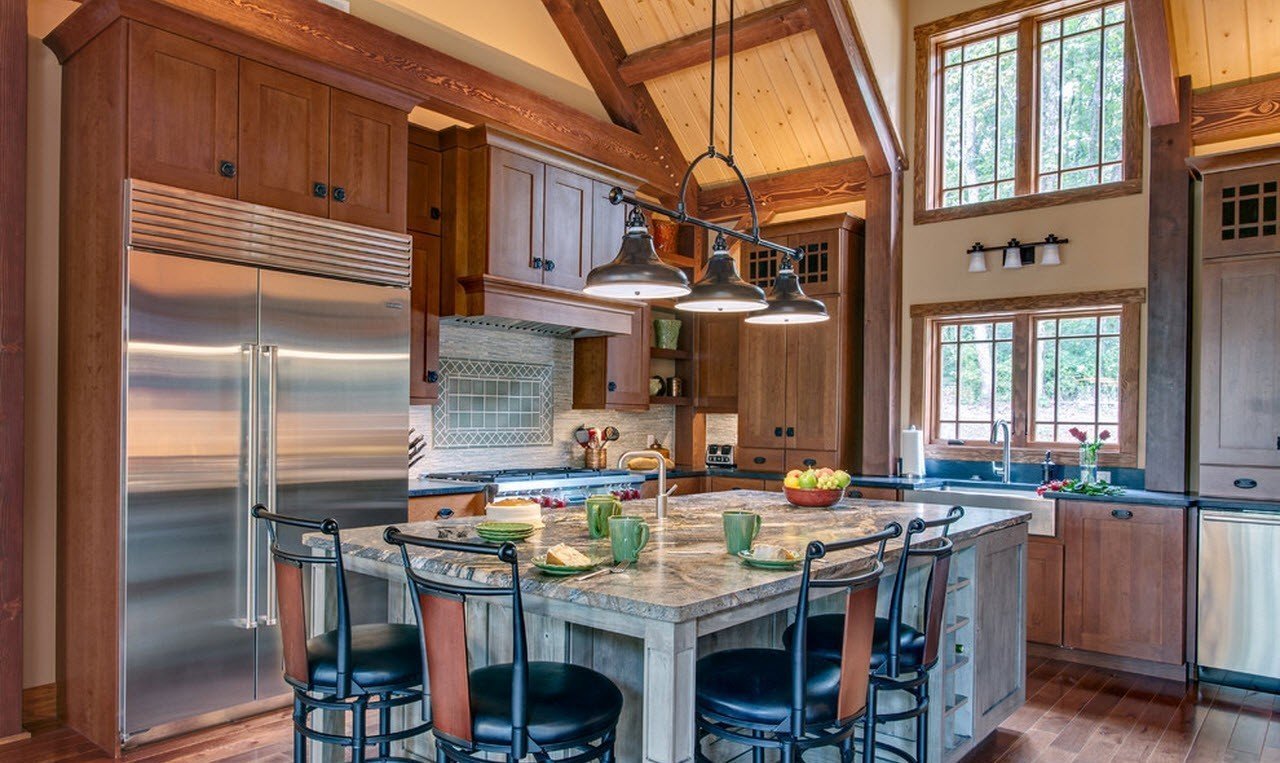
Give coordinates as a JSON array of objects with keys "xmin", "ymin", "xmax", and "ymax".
[
  {"xmin": 784, "ymin": 506, "xmax": 964, "ymax": 763},
  {"xmin": 384, "ymin": 527, "xmax": 623, "ymax": 762},
  {"xmin": 253, "ymin": 506, "xmax": 431, "ymax": 763},
  {"xmin": 693, "ymin": 522, "xmax": 902, "ymax": 763}
]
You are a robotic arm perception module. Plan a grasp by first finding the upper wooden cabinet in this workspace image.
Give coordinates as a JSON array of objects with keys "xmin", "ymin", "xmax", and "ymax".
[
  {"xmin": 1200, "ymin": 164, "xmax": 1280, "ymax": 260},
  {"xmin": 542, "ymin": 165, "xmax": 593, "ymax": 292},
  {"xmin": 487, "ymin": 148, "xmax": 546, "ymax": 283},
  {"xmin": 692, "ymin": 315, "xmax": 739, "ymax": 412},
  {"xmin": 126, "ymin": 22, "xmax": 408, "ymax": 231},
  {"xmin": 407, "ymin": 131, "xmax": 443, "ymax": 236},
  {"xmin": 573, "ymin": 303, "xmax": 651, "ymax": 411},
  {"xmin": 740, "ymin": 215, "xmax": 861, "ymax": 297}
]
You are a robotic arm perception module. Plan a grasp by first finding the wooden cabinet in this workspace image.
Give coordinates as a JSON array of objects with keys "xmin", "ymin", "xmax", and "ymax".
[
  {"xmin": 487, "ymin": 147, "xmax": 546, "ymax": 283},
  {"xmin": 573, "ymin": 303, "xmax": 650, "ymax": 410},
  {"xmin": 542, "ymin": 165, "xmax": 593, "ymax": 291},
  {"xmin": 408, "ymin": 492, "xmax": 487, "ymax": 522},
  {"xmin": 590, "ymin": 180, "xmax": 624, "ymax": 270},
  {"xmin": 328, "ymin": 89, "xmax": 407, "ymax": 231},
  {"xmin": 127, "ymin": 24, "xmax": 238, "ymax": 198},
  {"xmin": 1061, "ymin": 500, "xmax": 1184, "ymax": 664},
  {"xmin": 641, "ymin": 476, "xmax": 704, "ymax": 499},
  {"xmin": 785, "ymin": 296, "xmax": 844, "ymax": 452},
  {"xmin": 1026, "ymin": 537, "xmax": 1064, "ymax": 645},
  {"xmin": 692, "ymin": 315, "xmax": 739, "ymax": 412},
  {"xmin": 848, "ymin": 486, "xmax": 898, "ymax": 501},
  {"xmin": 738, "ymin": 321, "xmax": 789, "ymax": 449},
  {"xmin": 409, "ymin": 233, "xmax": 442, "ymax": 404},
  {"xmin": 708, "ymin": 476, "xmax": 767, "ymax": 492},
  {"xmin": 237, "ymin": 60, "xmax": 330, "ymax": 218},
  {"xmin": 408, "ymin": 137, "xmax": 443, "ymax": 236}
]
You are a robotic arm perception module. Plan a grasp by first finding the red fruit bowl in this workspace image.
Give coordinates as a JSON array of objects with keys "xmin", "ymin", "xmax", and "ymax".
[{"xmin": 783, "ymin": 486, "xmax": 844, "ymax": 508}]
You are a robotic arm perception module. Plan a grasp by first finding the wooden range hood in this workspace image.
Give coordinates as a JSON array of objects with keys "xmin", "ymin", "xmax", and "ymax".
[{"xmin": 451, "ymin": 274, "xmax": 638, "ymax": 337}]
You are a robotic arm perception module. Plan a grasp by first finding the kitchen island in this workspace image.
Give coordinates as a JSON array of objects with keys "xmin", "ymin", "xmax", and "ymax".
[{"xmin": 306, "ymin": 492, "xmax": 1030, "ymax": 763}]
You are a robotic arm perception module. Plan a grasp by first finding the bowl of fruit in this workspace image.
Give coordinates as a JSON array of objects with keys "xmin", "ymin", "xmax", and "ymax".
[{"xmin": 782, "ymin": 467, "xmax": 853, "ymax": 508}]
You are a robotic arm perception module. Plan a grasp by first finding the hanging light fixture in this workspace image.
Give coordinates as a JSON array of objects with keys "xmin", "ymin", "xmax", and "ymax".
[
  {"xmin": 583, "ymin": 0, "xmax": 818, "ymax": 322},
  {"xmin": 1002, "ymin": 239, "xmax": 1024, "ymax": 270},
  {"xmin": 583, "ymin": 207, "xmax": 692, "ymax": 299},
  {"xmin": 1040, "ymin": 233, "xmax": 1062, "ymax": 266},
  {"xmin": 967, "ymin": 242, "xmax": 988, "ymax": 273}
]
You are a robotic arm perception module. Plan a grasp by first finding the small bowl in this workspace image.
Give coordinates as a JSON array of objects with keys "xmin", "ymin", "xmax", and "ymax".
[{"xmin": 783, "ymin": 486, "xmax": 844, "ymax": 508}]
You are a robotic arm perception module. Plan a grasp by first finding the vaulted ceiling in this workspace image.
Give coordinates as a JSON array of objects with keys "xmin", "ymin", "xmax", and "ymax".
[{"xmin": 1169, "ymin": 0, "xmax": 1280, "ymax": 88}]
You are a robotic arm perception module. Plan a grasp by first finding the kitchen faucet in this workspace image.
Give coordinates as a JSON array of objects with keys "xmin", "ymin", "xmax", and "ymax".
[
  {"xmin": 990, "ymin": 419, "xmax": 1012, "ymax": 484},
  {"xmin": 618, "ymin": 450, "xmax": 677, "ymax": 519}
]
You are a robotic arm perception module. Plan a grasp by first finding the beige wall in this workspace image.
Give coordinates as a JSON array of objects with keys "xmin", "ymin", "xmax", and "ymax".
[{"xmin": 900, "ymin": 0, "xmax": 1151, "ymax": 464}]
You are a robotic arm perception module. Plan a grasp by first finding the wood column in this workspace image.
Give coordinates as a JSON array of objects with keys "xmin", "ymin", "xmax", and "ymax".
[
  {"xmin": 1144, "ymin": 76, "xmax": 1193, "ymax": 492},
  {"xmin": 861, "ymin": 170, "xmax": 903, "ymax": 475},
  {"xmin": 0, "ymin": 0, "xmax": 27, "ymax": 743}
]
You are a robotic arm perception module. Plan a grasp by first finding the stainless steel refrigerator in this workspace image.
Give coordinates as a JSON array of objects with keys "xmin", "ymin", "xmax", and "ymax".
[{"xmin": 121, "ymin": 181, "xmax": 411, "ymax": 737}]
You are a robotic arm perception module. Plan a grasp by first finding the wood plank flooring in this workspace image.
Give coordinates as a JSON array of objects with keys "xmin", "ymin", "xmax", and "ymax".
[{"xmin": 5, "ymin": 656, "xmax": 1280, "ymax": 762}]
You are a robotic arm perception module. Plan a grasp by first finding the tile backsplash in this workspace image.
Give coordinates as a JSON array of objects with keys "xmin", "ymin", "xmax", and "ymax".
[{"xmin": 409, "ymin": 321, "xmax": 678, "ymax": 475}]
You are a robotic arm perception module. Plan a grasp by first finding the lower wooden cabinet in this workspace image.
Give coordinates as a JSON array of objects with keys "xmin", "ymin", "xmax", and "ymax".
[
  {"xmin": 640, "ymin": 476, "xmax": 704, "ymax": 499},
  {"xmin": 1061, "ymin": 500, "xmax": 1185, "ymax": 664},
  {"xmin": 408, "ymin": 492, "xmax": 486, "ymax": 522},
  {"xmin": 708, "ymin": 476, "xmax": 767, "ymax": 492},
  {"xmin": 1026, "ymin": 537, "xmax": 1064, "ymax": 646},
  {"xmin": 848, "ymin": 486, "xmax": 898, "ymax": 501}
]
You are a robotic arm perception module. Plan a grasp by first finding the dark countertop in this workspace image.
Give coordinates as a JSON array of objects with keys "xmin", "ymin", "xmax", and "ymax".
[
  {"xmin": 1196, "ymin": 497, "xmax": 1280, "ymax": 513},
  {"xmin": 640, "ymin": 469, "xmax": 944, "ymax": 490},
  {"xmin": 408, "ymin": 479, "xmax": 486, "ymax": 498},
  {"xmin": 1045, "ymin": 488, "xmax": 1194, "ymax": 507}
]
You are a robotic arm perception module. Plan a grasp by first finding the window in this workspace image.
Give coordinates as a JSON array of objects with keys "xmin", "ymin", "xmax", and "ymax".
[
  {"xmin": 910, "ymin": 290, "xmax": 1144, "ymax": 465},
  {"xmin": 914, "ymin": 0, "xmax": 1142, "ymax": 223}
]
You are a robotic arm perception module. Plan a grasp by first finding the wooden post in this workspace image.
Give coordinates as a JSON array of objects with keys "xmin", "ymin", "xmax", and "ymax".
[
  {"xmin": 1144, "ymin": 76, "xmax": 1193, "ymax": 492},
  {"xmin": 0, "ymin": 0, "xmax": 27, "ymax": 744},
  {"xmin": 861, "ymin": 171, "xmax": 904, "ymax": 476}
]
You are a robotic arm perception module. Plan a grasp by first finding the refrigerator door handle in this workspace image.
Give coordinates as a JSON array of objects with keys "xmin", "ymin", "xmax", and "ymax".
[
  {"xmin": 238, "ymin": 343, "xmax": 259, "ymax": 630},
  {"xmin": 260, "ymin": 344, "xmax": 280, "ymax": 626}
]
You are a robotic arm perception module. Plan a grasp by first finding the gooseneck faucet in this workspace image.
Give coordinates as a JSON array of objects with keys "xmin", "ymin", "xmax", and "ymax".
[
  {"xmin": 617, "ymin": 450, "xmax": 676, "ymax": 519},
  {"xmin": 990, "ymin": 419, "xmax": 1012, "ymax": 484}
]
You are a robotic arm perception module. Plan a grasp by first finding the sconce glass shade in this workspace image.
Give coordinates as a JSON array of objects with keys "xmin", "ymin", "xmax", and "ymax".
[
  {"xmin": 744, "ymin": 267, "xmax": 829, "ymax": 324},
  {"xmin": 1040, "ymin": 242, "xmax": 1061, "ymax": 266},
  {"xmin": 583, "ymin": 210, "xmax": 692, "ymax": 299},
  {"xmin": 967, "ymin": 249, "xmax": 988, "ymax": 273},
  {"xmin": 1002, "ymin": 244, "xmax": 1023, "ymax": 270},
  {"xmin": 675, "ymin": 235, "xmax": 767, "ymax": 313}
]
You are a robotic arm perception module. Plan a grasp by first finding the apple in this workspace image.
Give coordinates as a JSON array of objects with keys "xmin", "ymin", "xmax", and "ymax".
[
  {"xmin": 784, "ymin": 475, "xmax": 801, "ymax": 489},
  {"xmin": 798, "ymin": 472, "xmax": 818, "ymax": 489},
  {"xmin": 786, "ymin": 469, "xmax": 803, "ymax": 480},
  {"xmin": 833, "ymin": 470, "xmax": 852, "ymax": 488}
]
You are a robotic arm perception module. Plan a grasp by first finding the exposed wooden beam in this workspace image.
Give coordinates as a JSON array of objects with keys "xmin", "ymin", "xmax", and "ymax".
[
  {"xmin": 804, "ymin": 0, "xmax": 905, "ymax": 176},
  {"xmin": 0, "ymin": 0, "xmax": 26, "ymax": 744},
  {"xmin": 1191, "ymin": 76, "xmax": 1280, "ymax": 145},
  {"xmin": 45, "ymin": 0, "xmax": 678, "ymax": 194},
  {"xmin": 1126, "ymin": 0, "xmax": 1180, "ymax": 126},
  {"xmin": 539, "ymin": 0, "xmax": 687, "ymax": 195},
  {"xmin": 616, "ymin": 0, "xmax": 812, "ymax": 86},
  {"xmin": 1145, "ymin": 76, "xmax": 1193, "ymax": 492},
  {"xmin": 697, "ymin": 159, "xmax": 868, "ymax": 221},
  {"xmin": 861, "ymin": 170, "xmax": 903, "ymax": 475}
]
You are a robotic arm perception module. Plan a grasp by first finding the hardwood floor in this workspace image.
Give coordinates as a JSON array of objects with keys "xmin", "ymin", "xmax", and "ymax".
[{"xmin": 6, "ymin": 656, "xmax": 1280, "ymax": 762}]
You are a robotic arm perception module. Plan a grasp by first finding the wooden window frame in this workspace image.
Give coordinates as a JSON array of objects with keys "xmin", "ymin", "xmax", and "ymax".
[
  {"xmin": 913, "ymin": 0, "xmax": 1145, "ymax": 225},
  {"xmin": 910, "ymin": 289, "xmax": 1145, "ymax": 466}
]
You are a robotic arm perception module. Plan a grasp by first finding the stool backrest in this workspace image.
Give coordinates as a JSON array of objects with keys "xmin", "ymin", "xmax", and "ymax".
[
  {"xmin": 384, "ymin": 528, "xmax": 531, "ymax": 757},
  {"xmin": 788, "ymin": 522, "xmax": 902, "ymax": 737},
  {"xmin": 251, "ymin": 505, "xmax": 353, "ymax": 695},
  {"xmin": 884, "ymin": 506, "xmax": 964, "ymax": 676}
]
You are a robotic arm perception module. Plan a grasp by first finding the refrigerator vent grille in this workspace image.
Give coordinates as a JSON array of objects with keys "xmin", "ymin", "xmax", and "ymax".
[{"xmin": 126, "ymin": 180, "xmax": 411, "ymax": 288}]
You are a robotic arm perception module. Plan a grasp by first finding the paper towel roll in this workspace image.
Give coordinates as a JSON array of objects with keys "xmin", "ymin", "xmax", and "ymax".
[{"xmin": 901, "ymin": 426, "xmax": 926, "ymax": 477}]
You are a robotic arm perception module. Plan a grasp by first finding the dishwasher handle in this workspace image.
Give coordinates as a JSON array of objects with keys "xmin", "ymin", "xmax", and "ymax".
[{"xmin": 1201, "ymin": 510, "xmax": 1280, "ymax": 527}]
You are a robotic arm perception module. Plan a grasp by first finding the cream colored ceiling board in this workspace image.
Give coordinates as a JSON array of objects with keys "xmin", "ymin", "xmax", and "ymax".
[
  {"xmin": 598, "ymin": 0, "xmax": 782, "ymax": 54},
  {"xmin": 1246, "ymin": 0, "xmax": 1280, "ymax": 78},
  {"xmin": 349, "ymin": 0, "xmax": 608, "ymax": 121},
  {"xmin": 409, "ymin": 107, "xmax": 471, "ymax": 131},
  {"xmin": 1202, "ymin": 0, "xmax": 1253, "ymax": 85},
  {"xmin": 1169, "ymin": 0, "xmax": 1212, "ymax": 87},
  {"xmin": 789, "ymin": 33, "xmax": 862, "ymax": 158},
  {"xmin": 1170, "ymin": 0, "xmax": 1280, "ymax": 87}
]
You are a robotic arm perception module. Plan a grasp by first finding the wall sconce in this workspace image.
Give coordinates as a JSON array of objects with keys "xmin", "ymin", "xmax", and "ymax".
[{"xmin": 964, "ymin": 234, "xmax": 1069, "ymax": 272}]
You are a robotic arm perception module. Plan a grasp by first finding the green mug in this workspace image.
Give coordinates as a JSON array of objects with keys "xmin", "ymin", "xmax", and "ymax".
[
  {"xmin": 585, "ymin": 494, "xmax": 622, "ymax": 539},
  {"xmin": 608, "ymin": 515, "xmax": 651, "ymax": 563},
  {"xmin": 722, "ymin": 510, "xmax": 762, "ymax": 555}
]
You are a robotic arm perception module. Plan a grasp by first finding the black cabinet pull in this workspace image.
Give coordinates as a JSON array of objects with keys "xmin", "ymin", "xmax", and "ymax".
[
  {"xmin": 332, "ymin": 186, "xmax": 347, "ymax": 202},
  {"xmin": 1234, "ymin": 478, "xmax": 1258, "ymax": 490},
  {"xmin": 607, "ymin": 381, "xmax": 617, "ymax": 392},
  {"xmin": 430, "ymin": 206, "xmax": 441, "ymax": 220},
  {"xmin": 774, "ymin": 427, "xmax": 783, "ymax": 437},
  {"xmin": 786, "ymin": 427, "xmax": 795, "ymax": 437},
  {"xmin": 803, "ymin": 458, "xmax": 817, "ymax": 467},
  {"xmin": 436, "ymin": 508, "xmax": 454, "ymax": 519},
  {"xmin": 532, "ymin": 258, "xmax": 544, "ymax": 270},
  {"xmin": 312, "ymin": 182, "xmax": 328, "ymax": 198},
  {"xmin": 847, "ymin": 489, "xmax": 864, "ymax": 499},
  {"xmin": 544, "ymin": 259, "xmax": 556, "ymax": 272},
  {"xmin": 218, "ymin": 160, "xmax": 237, "ymax": 178},
  {"xmin": 1111, "ymin": 509, "xmax": 1133, "ymax": 520},
  {"xmin": 753, "ymin": 456, "xmax": 767, "ymax": 465},
  {"xmin": 426, "ymin": 370, "xmax": 439, "ymax": 384}
]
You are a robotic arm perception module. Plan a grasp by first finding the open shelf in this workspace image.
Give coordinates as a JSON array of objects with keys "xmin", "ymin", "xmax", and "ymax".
[
  {"xmin": 944, "ymin": 694, "xmax": 970, "ymax": 716},
  {"xmin": 945, "ymin": 615, "xmax": 970, "ymax": 634},
  {"xmin": 649, "ymin": 395, "xmax": 691, "ymax": 406},
  {"xmin": 651, "ymin": 347, "xmax": 690, "ymax": 360},
  {"xmin": 946, "ymin": 576, "xmax": 971, "ymax": 594},
  {"xmin": 659, "ymin": 252, "xmax": 696, "ymax": 268},
  {"xmin": 946, "ymin": 654, "xmax": 970, "ymax": 674}
]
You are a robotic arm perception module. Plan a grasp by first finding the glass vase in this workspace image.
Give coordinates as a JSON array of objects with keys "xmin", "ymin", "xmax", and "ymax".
[{"xmin": 1078, "ymin": 444, "xmax": 1098, "ymax": 484}]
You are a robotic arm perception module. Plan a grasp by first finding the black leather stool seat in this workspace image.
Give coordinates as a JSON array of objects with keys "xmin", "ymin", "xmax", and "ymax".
[
  {"xmin": 783, "ymin": 615, "xmax": 928, "ymax": 670},
  {"xmin": 307, "ymin": 623, "xmax": 422, "ymax": 691},
  {"xmin": 469, "ymin": 662, "xmax": 623, "ymax": 746},
  {"xmin": 695, "ymin": 648, "xmax": 844, "ymax": 727}
]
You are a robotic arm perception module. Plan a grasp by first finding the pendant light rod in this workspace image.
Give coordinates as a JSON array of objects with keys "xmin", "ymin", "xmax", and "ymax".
[{"xmin": 607, "ymin": 186, "xmax": 801, "ymax": 261}]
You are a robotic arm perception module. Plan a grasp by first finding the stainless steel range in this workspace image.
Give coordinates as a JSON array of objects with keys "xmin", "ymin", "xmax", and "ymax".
[{"xmin": 423, "ymin": 468, "xmax": 647, "ymax": 507}]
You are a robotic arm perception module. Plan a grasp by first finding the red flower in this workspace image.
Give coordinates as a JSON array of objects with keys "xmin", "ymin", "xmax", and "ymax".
[
  {"xmin": 1099, "ymin": 430, "xmax": 1111, "ymax": 442},
  {"xmin": 1068, "ymin": 427, "xmax": 1087, "ymax": 442}
]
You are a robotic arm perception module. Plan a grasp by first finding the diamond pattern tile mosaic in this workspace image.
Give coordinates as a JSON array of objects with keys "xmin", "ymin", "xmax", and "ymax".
[{"xmin": 433, "ymin": 358, "xmax": 554, "ymax": 448}]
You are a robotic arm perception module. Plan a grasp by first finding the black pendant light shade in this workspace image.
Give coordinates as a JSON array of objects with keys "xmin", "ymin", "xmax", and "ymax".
[
  {"xmin": 675, "ymin": 234, "xmax": 767, "ymax": 313},
  {"xmin": 583, "ymin": 209, "xmax": 692, "ymax": 300},
  {"xmin": 744, "ymin": 266, "xmax": 829, "ymax": 324}
]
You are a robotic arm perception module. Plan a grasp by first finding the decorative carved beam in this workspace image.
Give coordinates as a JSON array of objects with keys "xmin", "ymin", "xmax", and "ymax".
[
  {"xmin": 1191, "ymin": 76, "xmax": 1280, "ymax": 145},
  {"xmin": 616, "ymin": 0, "xmax": 812, "ymax": 86},
  {"xmin": 1126, "ymin": 0, "xmax": 1180, "ymax": 126},
  {"xmin": 539, "ymin": 0, "xmax": 687, "ymax": 195},
  {"xmin": 697, "ymin": 158, "xmax": 869, "ymax": 221},
  {"xmin": 803, "ymin": 0, "xmax": 905, "ymax": 176}
]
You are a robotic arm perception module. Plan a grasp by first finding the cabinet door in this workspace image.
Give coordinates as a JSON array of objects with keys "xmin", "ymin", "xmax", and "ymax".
[
  {"xmin": 128, "ymin": 24, "xmax": 238, "ymax": 197},
  {"xmin": 606, "ymin": 304, "xmax": 651, "ymax": 408},
  {"xmin": 590, "ymin": 180, "xmax": 625, "ymax": 270},
  {"xmin": 407, "ymin": 142, "xmax": 442, "ymax": 235},
  {"xmin": 708, "ymin": 477, "xmax": 766, "ymax": 492},
  {"xmin": 693, "ymin": 315, "xmax": 739, "ymax": 412},
  {"xmin": 1201, "ymin": 256, "xmax": 1280, "ymax": 467},
  {"xmin": 409, "ymin": 233, "xmax": 441, "ymax": 404},
  {"xmin": 542, "ymin": 166, "xmax": 592, "ymax": 291},
  {"xmin": 791, "ymin": 228, "xmax": 843, "ymax": 296},
  {"xmin": 1026, "ymin": 538, "xmax": 1064, "ymax": 645},
  {"xmin": 408, "ymin": 492, "xmax": 486, "ymax": 522},
  {"xmin": 329, "ymin": 90, "xmax": 407, "ymax": 231},
  {"xmin": 488, "ymin": 148, "xmax": 546, "ymax": 283},
  {"xmin": 786, "ymin": 296, "xmax": 843, "ymax": 453},
  {"xmin": 237, "ymin": 60, "xmax": 329, "ymax": 217},
  {"xmin": 1062, "ymin": 501, "xmax": 1184, "ymax": 663},
  {"xmin": 738, "ymin": 320, "xmax": 788, "ymax": 449}
]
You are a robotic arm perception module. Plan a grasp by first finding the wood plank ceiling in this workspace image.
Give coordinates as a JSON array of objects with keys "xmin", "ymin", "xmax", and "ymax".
[
  {"xmin": 1169, "ymin": 0, "xmax": 1280, "ymax": 88},
  {"xmin": 597, "ymin": 0, "xmax": 864, "ymax": 188}
]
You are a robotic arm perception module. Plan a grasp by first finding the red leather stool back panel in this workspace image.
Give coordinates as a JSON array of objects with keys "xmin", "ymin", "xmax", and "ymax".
[{"xmin": 419, "ymin": 591, "xmax": 473, "ymax": 743}]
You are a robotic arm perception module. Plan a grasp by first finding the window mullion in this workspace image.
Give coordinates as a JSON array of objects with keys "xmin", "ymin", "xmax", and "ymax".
[
  {"xmin": 1012, "ymin": 314, "xmax": 1031, "ymax": 448},
  {"xmin": 1014, "ymin": 15, "xmax": 1036, "ymax": 197}
]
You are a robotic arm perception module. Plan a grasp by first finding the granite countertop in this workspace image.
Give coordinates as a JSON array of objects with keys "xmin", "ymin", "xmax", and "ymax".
[
  {"xmin": 309, "ymin": 491, "xmax": 1029, "ymax": 623},
  {"xmin": 408, "ymin": 479, "xmax": 487, "ymax": 498},
  {"xmin": 640, "ymin": 469, "xmax": 944, "ymax": 490},
  {"xmin": 1044, "ymin": 488, "xmax": 1194, "ymax": 507}
]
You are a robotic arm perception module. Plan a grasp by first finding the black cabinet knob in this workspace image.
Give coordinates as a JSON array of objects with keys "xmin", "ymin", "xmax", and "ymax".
[
  {"xmin": 430, "ymin": 206, "xmax": 441, "ymax": 220},
  {"xmin": 1234, "ymin": 478, "xmax": 1258, "ymax": 489},
  {"xmin": 544, "ymin": 259, "xmax": 556, "ymax": 272},
  {"xmin": 753, "ymin": 456, "xmax": 766, "ymax": 465},
  {"xmin": 786, "ymin": 427, "xmax": 795, "ymax": 437},
  {"xmin": 607, "ymin": 381, "xmax": 617, "ymax": 392},
  {"xmin": 436, "ymin": 508, "xmax": 454, "ymax": 519},
  {"xmin": 532, "ymin": 258, "xmax": 544, "ymax": 270},
  {"xmin": 774, "ymin": 427, "xmax": 783, "ymax": 437},
  {"xmin": 312, "ymin": 182, "xmax": 328, "ymax": 198},
  {"xmin": 332, "ymin": 186, "xmax": 347, "ymax": 202},
  {"xmin": 847, "ymin": 489, "xmax": 864, "ymax": 499},
  {"xmin": 1111, "ymin": 509, "xmax": 1133, "ymax": 520},
  {"xmin": 218, "ymin": 160, "xmax": 237, "ymax": 178},
  {"xmin": 426, "ymin": 370, "xmax": 439, "ymax": 384},
  {"xmin": 802, "ymin": 458, "xmax": 817, "ymax": 467}
]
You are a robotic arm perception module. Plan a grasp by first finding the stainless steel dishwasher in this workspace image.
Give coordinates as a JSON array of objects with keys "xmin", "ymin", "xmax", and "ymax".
[{"xmin": 1198, "ymin": 509, "xmax": 1280, "ymax": 686}]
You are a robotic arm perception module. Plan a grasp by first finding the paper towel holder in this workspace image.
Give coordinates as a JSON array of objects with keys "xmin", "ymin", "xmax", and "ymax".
[{"xmin": 900, "ymin": 425, "xmax": 927, "ymax": 478}]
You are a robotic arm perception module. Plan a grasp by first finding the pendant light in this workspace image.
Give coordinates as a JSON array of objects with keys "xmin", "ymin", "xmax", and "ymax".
[
  {"xmin": 1002, "ymin": 239, "xmax": 1023, "ymax": 269},
  {"xmin": 966, "ymin": 242, "xmax": 988, "ymax": 273},
  {"xmin": 583, "ymin": 207, "xmax": 692, "ymax": 299},
  {"xmin": 744, "ymin": 261, "xmax": 829, "ymax": 324},
  {"xmin": 676, "ymin": 234, "xmax": 767, "ymax": 313}
]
